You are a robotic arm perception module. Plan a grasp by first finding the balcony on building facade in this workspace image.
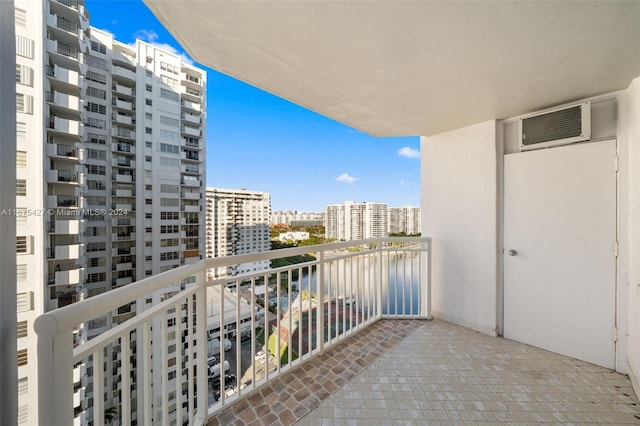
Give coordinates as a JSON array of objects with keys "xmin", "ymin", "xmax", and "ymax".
[
  {"xmin": 48, "ymin": 116, "xmax": 80, "ymax": 137},
  {"xmin": 181, "ymin": 112, "xmax": 201, "ymax": 125},
  {"xmin": 113, "ymin": 188, "xmax": 133, "ymax": 197},
  {"xmin": 181, "ymin": 177, "xmax": 201, "ymax": 187},
  {"xmin": 47, "ymin": 219, "xmax": 81, "ymax": 235},
  {"xmin": 112, "ymin": 173, "xmax": 133, "ymax": 183},
  {"xmin": 112, "ymin": 127, "xmax": 135, "ymax": 140},
  {"xmin": 46, "ymin": 142, "xmax": 80, "ymax": 160},
  {"xmin": 112, "ymin": 50, "xmax": 136, "ymax": 67},
  {"xmin": 48, "ymin": 243, "xmax": 84, "ymax": 261},
  {"xmin": 181, "ymin": 99, "xmax": 201, "ymax": 112},
  {"xmin": 47, "ymin": 168, "xmax": 79, "ymax": 184},
  {"xmin": 47, "ymin": 39, "xmax": 78, "ymax": 60},
  {"xmin": 47, "ymin": 12, "xmax": 79, "ymax": 36},
  {"xmin": 112, "ymin": 98, "xmax": 134, "ymax": 111},
  {"xmin": 112, "ymin": 65, "xmax": 136, "ymax": 82},
  {"xmin": 45, "ymin": 64, "xmax": 79, "ymax": 90},
  {"xmin": 181, "ymin": 191, "xmax": 201, "ymax": 200},
  {"xmin": 115, "ymin": 262, "xmax": 133, "ymax": 272},
  {"xmin": 112, "ymin": 82, "xmax": 135, "ymax": 98},
  {"xmin": 50, "ymin": 267, "xmax": 84, "ymax": 287},
  {"xmin": 34, "ymin": 238, "xmax": 431, "ymax": 425},
  {"xmin": 46, "ymin": 91, "xmax": 80, "ymax": 113},
  {"xmin": 112, "ymin": 112, "xmax": 134, "ymax": 126},
  {"xmin": 47, "ymin": 194, "xmax": 79, "ymax": 209},
  {"xmin": 112, "ymin": 231, "xmax": 135, "ymax": 241},
  {"xmin": 180, "ymin": 125, "xmax": 202, "ymax": 137},
  {"xmin": 52, "ymin": 0, "xmax": 79, "ymax": 10}
]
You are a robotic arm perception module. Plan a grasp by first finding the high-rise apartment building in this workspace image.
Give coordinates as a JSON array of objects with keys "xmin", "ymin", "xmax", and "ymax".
[
  {"xmin": 325, "ymin": 204, "xmax": 345, "ymax": 240},
  {"xmin": 14, "ymin": 1, "xmax": 205, "ymax": 423},
  {"xmin": 270, "ymin": 210, "xmax": 324, "ymax": 226},
  {"xmin": 388, "ymin": 206, "xmax": 421, "ymax": 235},
  {"xmin": 325, "ymin": 201, "xmax": 388, "ymax": 241},
  {"xmin": 206, "ymin": 188, "xmax": 271, "ymax": 279}
]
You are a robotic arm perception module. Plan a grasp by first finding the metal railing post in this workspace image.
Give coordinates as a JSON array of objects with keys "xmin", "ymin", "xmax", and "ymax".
[
  {"xmin": 35, "ymin": 315, "xmax": 74, "ymax": 426},
  {"xmin": 316, "ymin": 250, "xmax": 325, "ymax": 354},
  {"xmin": 422, "ymin": 239, "xmax": 432, "ymax": 320},
  {"xmin": 195, "ymin": 270, "xmax": 208, "ymax": 425},
  {"xmin": 376, "ymin": 243, "xmax": 383, "ymax": 318}
]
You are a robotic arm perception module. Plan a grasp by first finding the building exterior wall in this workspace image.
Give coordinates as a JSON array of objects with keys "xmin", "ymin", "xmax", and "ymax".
[
  {"xmin": 388, "ymin": 206, "xmax": 421, "ymax": 235},
  {"xmin": 206, "ymin": 188, "xmax": 271, "ymax": 279},
  {"xmin": 13, "ymin": 3, "xmax": 206, "ymax": 422},
  {"xmin": 623, "ymin": 77, "xmax": 640, "ymax": 395},
  {"xmin": 421, "ymin": 120, "xmax": 498, "ymax": 336},
  {"xmin": 325, "ymin": 204, "xmax": 344, "ymax": 240},
  {"xmin": 271, "ymin": 210, "xmax": 324, "ymax": 225}
]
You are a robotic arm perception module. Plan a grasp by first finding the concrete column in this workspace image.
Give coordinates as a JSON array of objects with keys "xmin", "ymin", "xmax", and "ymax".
[{"xmin": 0, "ymin": 1, "xmax": 17, "ymax": 425}]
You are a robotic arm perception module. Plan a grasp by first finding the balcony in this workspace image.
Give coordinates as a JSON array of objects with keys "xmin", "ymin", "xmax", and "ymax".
[
  {"xmin": 48, "ymin": 116, "xmax": 80, "ymax": 137},
  {"xmin": 112, "ymin": 83, "xmax": 135, "ymax": 98},
  {"xmin": 52, "ymin": 268, "xmax": 83, "ymax": 287},
  {"xmin": 113, "ymin": 173, "xmax": 133, "ymax": 183},
  {"xmin": 112, "ymin": 98, "xmax": 134, "ymax": 111},
  {"xmin": 112, "ymin": 127, "xmax": 135, "ymax": 140},
  {"xmin": 112, "ymin": 65, "xmax": 136, "ymax": 81},
  {"xmin": 34, "ymin": 236, "xmax": 640, "ymax": 425},
  {"xmin": 115, "ymin": 262, "xmax": 133, "ymax": 272},
  {"xmin": 47, "ymin": 169, "xmax": 79, "ymax": 184},
  {"xmin": 181, "ymin": 125, "xmax": 202, "ymax": 137},
  {"xmin": 46, "ymin": 143, "xmax": 80, "ymax": 160},
  {"xmin": 51, "ymin": 243, "xmax": 83, "ymax": 260},
  {"xmin": 181, "ymin": 191, "xmax": 201, "ymax": 200},
  {"xmin": 181, "ymin": 99, "xmax": 201, "ymax": 112},
  {"xmin": 112, "ymin": 113, "xmax": 133, "ymax": 125},
  {"xmin": 46, "ymin": 91, "xmax": 80, "ymax": 112},
  {"xmin": 47, "ymin": 194, "xmax": 79, "ymax": 208},
  {"xmin": 35, "ymin": 238, "xmax": 431, "ymax": 424},
  {"xmin": 45, "ymin": 64, "xmax": 79, "ymax": 89},
  {"xmin": 47, "ymin": 13, "xmax": 78, "ymax": 35},
  {"xmin": 181, "ymin": 112, "xmax": 201, "ymax": 124},
  {"xmin": 47, "ymin": 219, "xmax": 81, "ymax": 235}
]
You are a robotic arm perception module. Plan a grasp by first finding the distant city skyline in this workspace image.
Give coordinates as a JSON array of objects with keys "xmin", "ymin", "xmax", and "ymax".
[{"xmin": 85, "ymin": 0, "xmax": 421, "ymax": 212}]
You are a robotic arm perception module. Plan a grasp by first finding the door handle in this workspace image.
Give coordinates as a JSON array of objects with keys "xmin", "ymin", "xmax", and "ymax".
[{"xmin": 508, "ymin": 249, "xmax": 518, "ymax": 256}]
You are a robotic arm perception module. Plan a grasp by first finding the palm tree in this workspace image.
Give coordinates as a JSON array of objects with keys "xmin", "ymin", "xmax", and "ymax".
[{"xmin": 104, "ymin": 407, "xmax": 118, "ymax": 424}]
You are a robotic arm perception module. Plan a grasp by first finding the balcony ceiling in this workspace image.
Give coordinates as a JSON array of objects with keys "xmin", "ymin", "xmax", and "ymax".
[{"xmin": 144, "ymin": 1, "xmax": 640, "ymax": 137}]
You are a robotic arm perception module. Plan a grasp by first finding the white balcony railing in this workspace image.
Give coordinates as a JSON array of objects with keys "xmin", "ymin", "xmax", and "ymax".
[{"xmin": 35, "ymin": 237, "xmax": 431, "ymax": 426}]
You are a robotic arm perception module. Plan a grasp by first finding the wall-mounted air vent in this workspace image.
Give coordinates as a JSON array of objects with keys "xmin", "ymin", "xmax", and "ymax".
[{"xmin": 520, "ymin": 102, "xmax": 591, "ymax": 151}]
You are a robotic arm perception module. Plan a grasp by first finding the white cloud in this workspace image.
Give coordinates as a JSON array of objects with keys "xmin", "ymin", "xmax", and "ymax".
[
  {"xmin": 336, "ymin": 173, "xmax": 359, "ymax": 184},
  {"xmin": 400, "ymin": 180, "xmax": 410, "ymax": 185},
  {"xmin": 131, "ymin": 29, "xmax": 194, "ymax": 65},
  {"xmin": 133, "ymin": 29, "xmax": 159, "ymax": 43},
  {"xmin": 398, "ymin": 147, "xmax": 420, "ymax": 159}
]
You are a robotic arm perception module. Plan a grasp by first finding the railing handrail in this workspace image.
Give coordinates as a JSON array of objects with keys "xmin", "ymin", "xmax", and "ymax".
[{"xmin": 35, "ymin": 237, "xmax": 429, "ymax": 337}]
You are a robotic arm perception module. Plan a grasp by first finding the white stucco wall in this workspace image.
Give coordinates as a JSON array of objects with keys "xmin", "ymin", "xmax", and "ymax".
[
  {"xmin": 624, "ymin": 77, "xmax": 640, "ymax": 396},
  {"xmin": 421, "ymin": 120, "xmax": 498, "ymax": 335}
]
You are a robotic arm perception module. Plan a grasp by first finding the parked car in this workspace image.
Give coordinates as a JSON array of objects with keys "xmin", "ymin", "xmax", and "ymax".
[
  {"xmin": 255, "ymin": 349, "xmax": 275, "ymax": 364},
  {"xmin": 208, "ymin": 360, "xmax": 230, "ymax": 379}
]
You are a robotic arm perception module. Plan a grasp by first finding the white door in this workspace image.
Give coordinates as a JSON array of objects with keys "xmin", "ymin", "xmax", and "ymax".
[{"xmin": 504, "ymin": 139, "xmax": 617, "ymax": 369}]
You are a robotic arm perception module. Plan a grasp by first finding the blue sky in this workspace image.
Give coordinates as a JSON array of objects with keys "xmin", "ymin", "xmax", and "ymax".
[{"xmin": 85, "ymin": 0, "xmax": 421, "ymax": 212}]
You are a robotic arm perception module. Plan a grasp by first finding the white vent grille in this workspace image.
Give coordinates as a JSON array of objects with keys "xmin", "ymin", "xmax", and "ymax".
[{"xmin": 520, "ymin": 102, "xmax": 591, "ymax": 151}]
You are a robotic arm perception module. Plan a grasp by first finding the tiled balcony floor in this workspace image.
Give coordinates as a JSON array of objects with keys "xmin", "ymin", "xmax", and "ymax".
[{"xmin": 208, "ymin": 319, "xmax": 640, "ymax": 425}]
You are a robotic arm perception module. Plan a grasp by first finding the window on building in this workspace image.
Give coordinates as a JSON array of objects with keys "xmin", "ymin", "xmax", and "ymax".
[
  {"xmin": 17, "ymin": 321, "xmax": 27, "ymax": 339},
  {"xmin": 86, "ymin": 71, "xmax": 106, "ymax": 85},
  {"xmin": 90, "ymin": 41, "xmax": 106, "ymax": 54},
  {"xmin": 16, "ymin": 236, "xmax": 30, "ymax": 254},
  {"xmin": 86, "ymin": 86, "xmax": 106, "ymax": 99},
  {"xmin": 16, "ymin": 151, "xmax": 26, "ymax": 167},
  {"xmin": 16, "ymin": 93, "xmax": 33, "ymax": 114},
  {"xmin": 17, "ymin": 349, "xmax": 27, "ymax": 367}
]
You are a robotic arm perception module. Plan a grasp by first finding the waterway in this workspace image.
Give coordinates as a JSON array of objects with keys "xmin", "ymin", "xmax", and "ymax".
[{"xmin": 289, "ymin": 252, "xmax": 422, "ymax": 316}]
